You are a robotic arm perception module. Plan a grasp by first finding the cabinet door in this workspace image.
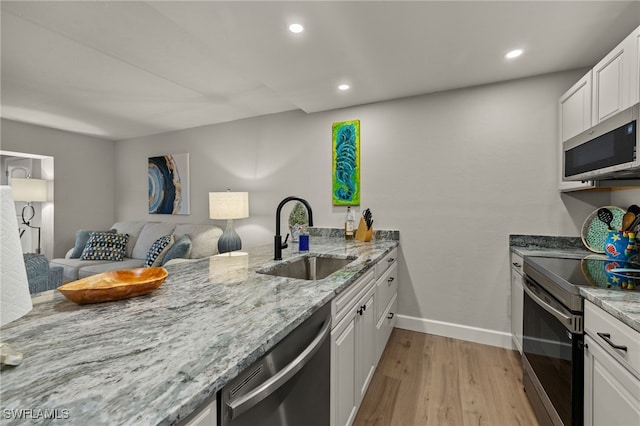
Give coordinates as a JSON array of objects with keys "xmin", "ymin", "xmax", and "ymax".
[
  {"xmin": 331, "ymin": 314, "xmax": 357, "ymax": 426},
  {"xmin": 510, "ymin": 268, "xmax": 523, "ymax": 353},
  {"xmin": 592, "ymin": 26, "xmax": 639, "ymax": 124},
  {"xmin": 632, "ymin": 26, "xmax": 640, "ymax": 106},
  {"xmin": 183, "ymin": 399, "xmax": 217, "ymax": 426},
  {"xmin": 355, "ymin": 289, "xmax": 376, "ymax": 407},
  {"xmin": 584, "ymin": 335, "xmax": 640, "ymax": 426},
  {"xmin": 560, "ymin": 71, "xmax": 592, "ymax": 142}
]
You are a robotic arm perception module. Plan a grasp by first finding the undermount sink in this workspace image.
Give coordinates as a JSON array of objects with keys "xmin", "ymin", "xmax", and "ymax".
[{"xmin": 258, "ymin": 255, "xmax": 356, "ymax": 281}]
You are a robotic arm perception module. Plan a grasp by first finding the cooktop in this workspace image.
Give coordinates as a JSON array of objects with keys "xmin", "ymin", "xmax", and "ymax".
[{"xmin": 523, "ymin": 255, "xmax": 640, "ymax": 312}]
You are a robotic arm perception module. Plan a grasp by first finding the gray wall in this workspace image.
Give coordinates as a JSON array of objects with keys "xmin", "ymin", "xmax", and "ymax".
[
  {"xmin": 1, "ymin": 119, "xmax": 116, "ymax": 257},
  {"xmin": 114, "ymin": 69, "xmax": 638, "ymax": 345}
]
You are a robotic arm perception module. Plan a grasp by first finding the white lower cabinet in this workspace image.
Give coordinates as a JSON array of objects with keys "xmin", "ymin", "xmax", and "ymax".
[
  {"xmin": 331, "ymin": 248, "xmax": 399, "ymax": 426},
  {"xmin": 584, "ymin": 301, "xmax": 640, "ymax": 426},
  {"xmin": 183, "ymin": 399, "xmax": 217, "ymax": 426}
]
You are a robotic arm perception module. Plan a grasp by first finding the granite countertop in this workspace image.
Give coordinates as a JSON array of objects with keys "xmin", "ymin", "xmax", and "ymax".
[
  {"xmin": 510, "ymin": 234, "xmax": 640, "ymax": 333},
  {"xmin": 0, "ymin": 236, "xmax": 398, "ymax": 425}
]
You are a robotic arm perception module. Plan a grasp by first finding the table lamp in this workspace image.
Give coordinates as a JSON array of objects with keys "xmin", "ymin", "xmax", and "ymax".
[
  {"xmin": 11, "ymin": 177, "xmax": 47, "ymax": 254},
  {"xmin": 209, "ymin": 191, "xmax": 249, "ymax": 254},
  {"xmin": 0, "ymin": 186, "xmax": 33, "ymax": 366}
]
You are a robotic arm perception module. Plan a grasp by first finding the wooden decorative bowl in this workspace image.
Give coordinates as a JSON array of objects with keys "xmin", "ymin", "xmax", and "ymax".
[{"xmin": 58, "ymin": 267, "xmax": 168, "ymax": 304}]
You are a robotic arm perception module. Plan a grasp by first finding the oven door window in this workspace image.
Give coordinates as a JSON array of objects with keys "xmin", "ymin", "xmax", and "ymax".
[{"xmin": 523, "ymin": 291, "xmax": 575, "ymax": 425}]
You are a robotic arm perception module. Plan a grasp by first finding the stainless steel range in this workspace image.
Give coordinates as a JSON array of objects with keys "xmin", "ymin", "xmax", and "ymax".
[{"xmin": 522, "ymin": 255, "xmax": 640, "ymax": 426}]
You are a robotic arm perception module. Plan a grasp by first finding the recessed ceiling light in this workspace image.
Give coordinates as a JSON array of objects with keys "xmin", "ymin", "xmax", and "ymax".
[
  {"xmin": 338, "ymin": 84, "xmax": 350, "ymax": 91},
  {"xmin": 289, "ymin": 23, "xmax": 304, "ymax": 34},
  {"xmin": 505, "ymin": 49, "xmax": 523, "ymax": 59}
]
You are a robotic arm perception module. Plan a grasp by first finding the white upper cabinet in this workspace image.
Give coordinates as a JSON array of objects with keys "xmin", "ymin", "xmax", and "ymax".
[
  {"xmin": 592, "ymin": 26, "xmax": 640, "ymax": 125},
  {"xmin": 560, "ymin": 71, "xmax": 592, "ymax": 142}
]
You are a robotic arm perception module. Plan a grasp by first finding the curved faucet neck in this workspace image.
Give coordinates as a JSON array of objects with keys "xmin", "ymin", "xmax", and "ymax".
[{"xmin": 275, "ymin": 196, "xmax": 313, "ymax": 235}]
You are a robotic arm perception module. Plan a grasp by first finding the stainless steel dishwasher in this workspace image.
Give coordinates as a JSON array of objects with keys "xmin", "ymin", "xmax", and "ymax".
[{"xmin": 219, "ymin": 302, "xmax": 331, "ymax": 426}]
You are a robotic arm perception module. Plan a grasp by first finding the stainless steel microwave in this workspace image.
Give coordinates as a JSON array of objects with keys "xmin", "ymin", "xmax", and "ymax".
[{"xmin": 563, "ymin": 103, "xmax": 640, "ymax": 181}]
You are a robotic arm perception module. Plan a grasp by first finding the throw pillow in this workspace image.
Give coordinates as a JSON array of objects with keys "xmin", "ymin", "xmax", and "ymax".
[
  {"xmin": 71, "ymin": 228, "xmax": 116, "ymax": 258},
  {"xmin": 145, "ymin": 235, "xmax": 174, "ymax": 267},
  {"xmin": 80, "ymin": 232, "xmax": 129, "ymax": 261},
  {"xmin": 162, "ymin": 235, "xmax": 192, "ymax": 265}
]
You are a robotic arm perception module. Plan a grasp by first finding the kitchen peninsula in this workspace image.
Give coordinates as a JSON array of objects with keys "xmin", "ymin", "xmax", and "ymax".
[{"xmin": 0, "ymin": 234, "xmax": 398, "ymax": 425}]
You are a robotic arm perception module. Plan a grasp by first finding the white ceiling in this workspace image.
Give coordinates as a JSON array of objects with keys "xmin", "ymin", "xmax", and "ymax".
[{"xmin": 1, "ymin": 1, "xmax": 639, "ymax": 141}]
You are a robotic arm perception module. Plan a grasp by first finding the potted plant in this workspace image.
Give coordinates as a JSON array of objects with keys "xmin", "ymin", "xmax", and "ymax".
[{"xmin": 288, "ymin": 202, "xmax": 309, "ymax": 242}]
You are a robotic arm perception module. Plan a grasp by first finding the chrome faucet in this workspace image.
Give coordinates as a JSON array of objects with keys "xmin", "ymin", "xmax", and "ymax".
[{"xmin": 275, "ymin": 196, "xmax": 313, "ymax": 260}]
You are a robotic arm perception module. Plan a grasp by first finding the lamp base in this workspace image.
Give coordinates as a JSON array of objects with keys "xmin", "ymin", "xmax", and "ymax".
[
  {"xmin": 0, "ymin": 343, "xmax": 24, "ymax": 366},
  {"xmin": 218, "ymin": 219, "xmax": 242, "ymax": 254}
]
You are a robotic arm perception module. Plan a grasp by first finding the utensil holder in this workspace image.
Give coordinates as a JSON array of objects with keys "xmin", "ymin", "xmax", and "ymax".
[{"xmin": 355, "ymin": 218, "xmax": 373, "ymax": 242}]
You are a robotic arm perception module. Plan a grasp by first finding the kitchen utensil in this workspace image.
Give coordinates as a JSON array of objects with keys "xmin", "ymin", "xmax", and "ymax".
[
  {"xmin": 621, "ymin": 211, "xmax": 636, "ymax": 231},
  {"xmin": 581, "ymin": 206, "xmax": 625, "ymax": 253},
  {"xmin": 363, "ymin": 208, "xmax": 373, "ymax": 230},
  {"xmin": 597, "ymin": 208, "xmax": 614, "ymax": 229}
]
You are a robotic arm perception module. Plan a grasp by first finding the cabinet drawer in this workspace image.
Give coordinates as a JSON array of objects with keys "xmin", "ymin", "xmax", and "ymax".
[
  {"xmin": 376, "ymin": 262, "xmax": 398, "ymax": 322},
  {"xmin": 510, "ymin": 251, "xmax": 523, "ymax": 274},
  {"xmin": 332, "ymin": 269, "xmax": 375, "ymax": 327},
  {"xmin": 376, "ymin": 293, "xmax": 398, "ymax": 361},
  {"xmin": 375, "ymin": 248, "xmax": 398, "ymax": 278},
  {"xmin": 585, "ymin": 300, "xmax": 640, "ymax": 377}
]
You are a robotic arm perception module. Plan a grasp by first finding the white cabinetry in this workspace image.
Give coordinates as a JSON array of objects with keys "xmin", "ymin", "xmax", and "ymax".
[
  {"xmin": 331, "ymin": 269, "xmax": 376, "ymax": 426},
  {"xmin": 592, "ymin": 26, "xmax": 640, "ymax": 125},
  {"xmin": 509, "ymin": 251, "xmax": 523, "ymax": 353},
  {"xmin": 182, "ymin": 399, "xmax": 217, "ymax": 426},
  {"xmin": 584, "ymin": 301, "xmax": 640, "ymax": 426},
  {"xmin": 558, "ymin": 25, "xmax": 640, "ymax": 192},
  {"xmin": 330, "ymin": 247, "xmax": 399, "ymax": 426},
  {"xmin": 374, "ymin": 248, "xmax": 398, "ymax": 363}
]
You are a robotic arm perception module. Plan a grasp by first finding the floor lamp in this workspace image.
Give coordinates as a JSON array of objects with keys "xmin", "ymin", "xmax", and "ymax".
[{"xmin": 11, "ymin": 177, "xmax": 47, "ymax": 254}]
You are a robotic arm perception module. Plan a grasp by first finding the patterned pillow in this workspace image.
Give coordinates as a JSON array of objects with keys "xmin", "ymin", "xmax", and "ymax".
[
  {"xmin": 80, "ymin": 232, "xmax": 129, "ymax": 261},
  {"xmin": 162, "ymin": 235, "xmax": 192, "ymax": 265},
  {"xmin": 71, "ymin": 228, "xmax": 116, "ymax": 258},
  {"xmin": 145, "ymin": 235, "xmax": 174, "ymax": 267}
]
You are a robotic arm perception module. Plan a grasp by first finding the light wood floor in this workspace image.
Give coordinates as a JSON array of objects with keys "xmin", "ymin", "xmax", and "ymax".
[{"xmin": 353, "ymin": 328, "xmax": 540, "ymax": 426}]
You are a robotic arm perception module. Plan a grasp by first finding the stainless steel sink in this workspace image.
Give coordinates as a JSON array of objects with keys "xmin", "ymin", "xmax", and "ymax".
[{"xmin": 258, "ymin": 256, "xmax": 355, "ymax": 280}]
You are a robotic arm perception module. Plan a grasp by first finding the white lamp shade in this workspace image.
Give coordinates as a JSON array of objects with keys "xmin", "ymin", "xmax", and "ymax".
[
  {"xmin": 11, "ymin": 178, "xmax": 47, "ymax": 202},
  {"xmin": 0, "ymin": 186, "xmax": 33, "ymax": 326},
  {"xmin": 209, "ymin": 192, "xmax": 249, "ymax": 219}
]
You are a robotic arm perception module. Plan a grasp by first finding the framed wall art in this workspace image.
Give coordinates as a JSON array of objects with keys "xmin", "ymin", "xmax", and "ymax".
[
  {"xmin": 332, "ymin": 120, "xmax": 360, "ymax": 206},
  {"xmin": 148, "ymin": 153, "xmax": 190, "ymax": 215}
]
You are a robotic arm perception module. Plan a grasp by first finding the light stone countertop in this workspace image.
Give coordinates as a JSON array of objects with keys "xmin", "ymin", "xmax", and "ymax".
[
  {"xmin": 510, "ymin": 236, "xmax": 640, "ymax": 333},
  {"xmin": 0, "ymin": 237, "xmax": 398, "ymax": 425}
]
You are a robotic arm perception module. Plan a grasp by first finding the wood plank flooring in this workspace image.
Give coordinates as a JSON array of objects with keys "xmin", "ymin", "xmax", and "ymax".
[{"xmin": 353, "ymin": 328, "xmax": 540, "ymax": 426}]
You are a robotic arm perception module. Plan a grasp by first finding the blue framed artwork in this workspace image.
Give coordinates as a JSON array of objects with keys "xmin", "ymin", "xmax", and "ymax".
[
  {"xmin": 332, "ymin": 120, "xmax": 360, "ymax": 206},
  {"xmin": 148, "ymin": 153, "xmax": 190, "ymax": 215}
]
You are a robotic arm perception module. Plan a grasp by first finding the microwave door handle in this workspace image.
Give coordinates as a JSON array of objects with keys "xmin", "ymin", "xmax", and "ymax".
[
  {"xmin": 523, "ymin": 281, "xmax": 577, "ymax": 332},
  {"xmin": 227, "ymin": 315, "xmax": 332, "ymax": 419}
]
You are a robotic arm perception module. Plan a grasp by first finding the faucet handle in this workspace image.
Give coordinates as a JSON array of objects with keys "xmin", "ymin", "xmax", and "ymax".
[{"xmin": 282, "ymin": 233, "xmax": 289, "ymax": 249}]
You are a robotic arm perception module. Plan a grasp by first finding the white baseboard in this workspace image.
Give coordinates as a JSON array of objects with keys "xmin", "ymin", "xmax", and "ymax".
[{"xmin": 395, "ymin": 314, "xmax": 514, "ymax": 350}]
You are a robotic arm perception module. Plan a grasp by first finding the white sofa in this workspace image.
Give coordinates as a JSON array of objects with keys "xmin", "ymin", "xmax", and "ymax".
[{"xmin": 50, "ymin": 221, "xmax": 223, "ymax": 281}]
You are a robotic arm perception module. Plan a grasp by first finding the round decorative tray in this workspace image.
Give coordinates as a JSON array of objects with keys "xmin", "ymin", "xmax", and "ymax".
[
  {"xmin": 58, "ymin": 267, "xmax": 168, "ymax": 304},
  {"xmin": 581, "ymin": 206, "xmax": 625, "ymax": 253}
]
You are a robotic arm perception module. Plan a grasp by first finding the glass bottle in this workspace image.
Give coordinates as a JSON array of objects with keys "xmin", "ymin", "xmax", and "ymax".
[{"xmin": 345, "ymin": 207, "xmax": 355, "ymax": 240}]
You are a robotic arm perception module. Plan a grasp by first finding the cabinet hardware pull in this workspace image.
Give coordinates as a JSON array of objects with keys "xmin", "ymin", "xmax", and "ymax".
[
  {"xmin": 597, "ymin": 332, "xmax": 628, "ymax": 352},
  {"xmin": 388, "ymin": 258, "xmax": 394, "ymax": 263},
  {"xmin": 512, "ymin": 262, "xmax": 521, "ymax": 268},
  {"xmin": 387, "ymin": 277, "xmax": 395, "ymax": 283},
  {"xmin": 361, "ymin": 305, "xmax": 367, "ymax": 312},
  {"xmin": 357, "ymin": 307, "xmax": 364, "ymax": 315},
  {"xmin": 387, "ymin": 312, "xmax": 394, "ymax": 320}
]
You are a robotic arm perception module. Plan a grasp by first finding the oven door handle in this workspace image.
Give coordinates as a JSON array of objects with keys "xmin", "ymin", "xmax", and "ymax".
[
  {"xmin": 227, "ymin": 315, "xmax": 332, "ymax": 419},
  {"xmin": 523, "ymin": 280, "xmax": 579, "ymax": 332}
]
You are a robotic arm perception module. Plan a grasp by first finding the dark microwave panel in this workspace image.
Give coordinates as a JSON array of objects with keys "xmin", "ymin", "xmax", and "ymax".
[{"xmin": 563, "ymin": 103, "xmax": 640, "ymax": 181}]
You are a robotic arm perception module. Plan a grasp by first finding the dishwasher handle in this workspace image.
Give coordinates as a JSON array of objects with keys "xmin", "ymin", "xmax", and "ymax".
[{"xmin": 227, "ymin": 315, "xmax": 332, "ymax": 419}]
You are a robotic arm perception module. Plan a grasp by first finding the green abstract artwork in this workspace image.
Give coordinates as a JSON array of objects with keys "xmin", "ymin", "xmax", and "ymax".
[{"xmin": 332, "ymin": 120, "xmax": 360, "ymax": 206}]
